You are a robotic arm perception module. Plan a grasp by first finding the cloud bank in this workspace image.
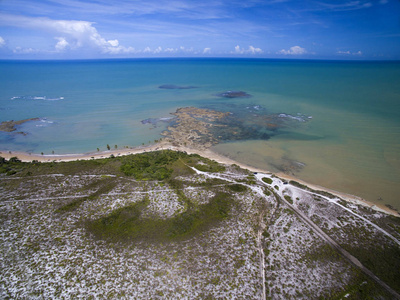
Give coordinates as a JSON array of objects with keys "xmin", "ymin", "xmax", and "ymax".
[
  {"xmin": 337, "ymin": 50, "xmax": 363, "ymax": 56},
  {"xmin": 0, "ymin": 14, "xmax": 135, "ymax": 55},
  {"xmin": 278, "ymin": 46, "xmax": 306, "ymax": 55},
  {"xmin": 233, "ymin": 45, "xmax": 263, "ymax": 55}
]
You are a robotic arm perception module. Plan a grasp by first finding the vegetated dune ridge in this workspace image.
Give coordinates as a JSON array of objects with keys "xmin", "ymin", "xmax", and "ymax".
[{"xmin": 1, "ymin": 138, "xmax": 398, "ymax": 217}]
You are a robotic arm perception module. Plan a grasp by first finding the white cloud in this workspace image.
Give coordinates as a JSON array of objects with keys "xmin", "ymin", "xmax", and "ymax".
[
  {"xmin": 248, "ymin": 45, "xmax": 263, "ymax": 54},
  {"xmin": 278, "ymin": 45, "xmax": 306, "ymax": 55},
  {"xmin": 0, "ymin": 36, "xmax": 5, "ymax": 47},
  {"xmin": 164, "ymin": 47, "xmax": 177, "ymax": 53},
  {"xmin": 55, "ymin": 37, "xmax": 69, "ymax": 52},
  {"xmin": 203, "ymin": 47, "xmax": 211, "ymax": 54},
  {"xmin": 13, "ymin": 46, "xmax": 39, "ymax": 54},
  {"xmin": 154, "ymin": 46, "xmax": 163, "ymax": 53},
  {"xmin": 0, "ymin": 14, "xmax": 135, "ymax": 55},
  {"xmin": 134, "ymin": 46, "xmax": 197, "ymax": 55},
  {"xmin": 233, "ymin": 45, "xmax": 263, "ymax": 54},
  {"xmin": 179, "ymin": 46, "xmax": 194, "ymax": 53},
  {"xmin": 315, "ymin": 1, "xmax": 374, "ymax": 12},
  {"xmin": 107, "ymin": 39, "xmax": 119, "ymax": 47},
  {"xmin": 143, "ymin": 46, "xmax": 152, "ymax": 53},
  {"xmin": 337, "ymin": 50, "xmax": 363, "ymax": 56}
]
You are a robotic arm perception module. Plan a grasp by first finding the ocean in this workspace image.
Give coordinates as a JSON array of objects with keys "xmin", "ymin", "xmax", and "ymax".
[{"xmin": 0, "ymin": 58, "xmax": 399, "ymax": 210}]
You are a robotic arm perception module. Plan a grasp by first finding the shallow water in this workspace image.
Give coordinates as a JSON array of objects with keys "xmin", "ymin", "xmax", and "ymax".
[{"xmin": 0, "ymin": 58, "xmax": 399, "ymax": 209}]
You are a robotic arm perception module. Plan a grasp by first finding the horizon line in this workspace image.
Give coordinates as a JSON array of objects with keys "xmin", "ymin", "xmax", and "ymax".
[{"xmin": 1, "ymin": 57, "xmax": 399, "ymax": 63}]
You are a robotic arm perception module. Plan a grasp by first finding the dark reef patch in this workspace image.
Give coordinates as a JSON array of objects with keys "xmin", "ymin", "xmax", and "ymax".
[
  {"xmin": 155, "ymin": 104, "xmax": 312, "ymax": 150},
  {"xmin": 0, "ymin": 118, "xmax": 40, "ymax": 135},
  {"xmin": 216, "ymin": 91, "xmax": 252, "ymax": 98}
]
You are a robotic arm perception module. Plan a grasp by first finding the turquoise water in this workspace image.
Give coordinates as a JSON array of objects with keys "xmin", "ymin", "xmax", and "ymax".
[{"xmin": 1, "ymin": 59, "xmax": 399, "ymax": 209}]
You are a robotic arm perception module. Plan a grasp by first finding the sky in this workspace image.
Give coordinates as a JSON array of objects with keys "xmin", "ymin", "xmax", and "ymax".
[{"xmin": 0, "ymin": 0, "xmax": 399, "ymax": 60}]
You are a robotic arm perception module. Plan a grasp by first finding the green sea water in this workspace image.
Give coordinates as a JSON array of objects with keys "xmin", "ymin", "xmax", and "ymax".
[{"xmin": 0, "ymin": 59, "xmax": 399, "ymax": 209}]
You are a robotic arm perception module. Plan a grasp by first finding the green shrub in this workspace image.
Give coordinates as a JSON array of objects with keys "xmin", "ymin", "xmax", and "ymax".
[
  {"xmin": 87, "ymin": 192, "xmax": 234, "ymax": 242},
  {"xmin": 263, "ymin": 188, "xmax": 271, "ymax": 196},
  {"xmin": 228, "ymin": 184, "xmax": 248, "ymax": 193},
  {"xmin": 120, "ymin": 150, "xmax": 181, "ymax": 180},
  {"xmin": 284, "ymin": 195, "xmax": 293, "ymax": 204},
  {"xmin": 262, "ymin": 177, "xmax": 273, "ymax": 184}
]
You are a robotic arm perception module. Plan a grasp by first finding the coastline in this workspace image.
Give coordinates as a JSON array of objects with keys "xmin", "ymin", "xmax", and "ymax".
[{"xmin": 1, "ymin": 141, "xmax": 399, "ymax": 217}]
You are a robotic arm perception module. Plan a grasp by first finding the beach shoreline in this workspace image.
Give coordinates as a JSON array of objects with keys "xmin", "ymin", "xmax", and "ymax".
[{"xmin": 1, "ymin": 141, "xmax": 399, "ymax": 217}]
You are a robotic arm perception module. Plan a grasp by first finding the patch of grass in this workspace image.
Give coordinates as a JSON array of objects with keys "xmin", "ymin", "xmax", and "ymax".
[
  {"xmin": 289, "ymin": 180, "xmax": 335, "ymax": 199},
  {"xmin": 289, "ymin": 180, "xmax": 307, "ymax": 189},
  {"xmin": 227, "ymin": 184, "xmax": 248, "ymax": 193},
  {"xmin": 284, "ymin": 195, "xmax": 293, "ymax": 204},
  {"xmin": 86, "ymin": 192, "xmax": 235, "ymax": 242},
  {"xmin": 120, "ymin": 150, "xmax": 197, "ymax": 180},
  {"xmin": 168, "ymin": 192, "xmax": 233, "ymax": 238},
  {"xmin": 342, "ymin": 243, "xmax": 400, "ymax": 294},
  {"xmin": 329, "ymin": 270, "xmax": 393, "ymax": 300},
  {"xmin": 57, "ymin": 179, "xmax": 117, "ymax": 212},
  {"xmin": 193, "ymin": 157, "xmax": 226, "ymax": 173},
  {"xmin": 262, "ymin": 177, "xmax": 273, "ymax": 184}
]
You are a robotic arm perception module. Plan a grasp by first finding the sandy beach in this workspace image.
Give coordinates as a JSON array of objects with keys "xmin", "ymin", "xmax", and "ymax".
[{"xmin": 1, "ymin": 141, "xmax": 399, "ymax": 217}]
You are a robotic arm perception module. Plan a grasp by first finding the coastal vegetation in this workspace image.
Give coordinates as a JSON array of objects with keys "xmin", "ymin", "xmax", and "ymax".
[
  {"xmin": 87, "ymin": 191, "xmax": 234, "ymax": 242},
  {"xmin": 262, "ymin": 177, "xmax": 273, "ymax": 184},
  {"xmin": 0, "ymin": 151, "xmax": 399, "ymax": 299}
]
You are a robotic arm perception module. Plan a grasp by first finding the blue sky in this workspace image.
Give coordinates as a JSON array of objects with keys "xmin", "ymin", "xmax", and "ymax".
[{"xmin": 0, "ymin": 0, "xmax": 399, "ymax": 60}]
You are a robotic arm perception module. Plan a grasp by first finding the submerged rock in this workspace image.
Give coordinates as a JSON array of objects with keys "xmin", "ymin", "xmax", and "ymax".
[
  {"xmin": 145, "ymin": 104, "xmax": 311, "ymax": 151},
  {"xmin": 141, "ymin": 117, "xmax": 175, "ymax": 127},
  {"xmin": 216, "ymin": 91, "xmax": 252, "ymax": 98},
  {"xmin": 0, "ymin": 117, "xmax": 40, "ymax": 134}
]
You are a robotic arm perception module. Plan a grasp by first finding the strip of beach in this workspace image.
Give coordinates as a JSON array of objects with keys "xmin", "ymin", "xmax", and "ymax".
[{"xmin": 1, "ymin": 140, "xmax": 398, "ymax": 217}]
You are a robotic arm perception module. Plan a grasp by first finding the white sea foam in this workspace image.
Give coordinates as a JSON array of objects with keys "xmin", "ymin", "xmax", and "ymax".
[
  {"xmin": 11, "ymin": 96, "xmax": 64, "ymax": 101},
  {"xmin": 35, "ymin": 118, "xmax": 55, "ymax": 127},
  {"xmin": 278, "ymin": 113, "xmax": 311, "ymax": 122}
]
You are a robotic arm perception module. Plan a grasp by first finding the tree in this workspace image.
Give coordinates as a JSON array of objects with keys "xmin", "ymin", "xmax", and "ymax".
[{"xmin": 9, "ymin": 157, "xmax": 21, "ymax": 163}]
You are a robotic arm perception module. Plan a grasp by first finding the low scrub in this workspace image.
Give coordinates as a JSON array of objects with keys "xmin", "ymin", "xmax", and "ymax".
[
  {"xmin": 86, "ymin": 192, "xmax": 235, "ymax": 242},
  {"xmin": 262, "ymin": 177, "xmax": 273, "ymax": 184}
]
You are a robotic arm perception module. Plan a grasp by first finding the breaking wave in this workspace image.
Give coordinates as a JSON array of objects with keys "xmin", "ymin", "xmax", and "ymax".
[
  {"xmin": 34, "ymin": 118, "xmax": 55, "ymax": 128},
  {"xmin": 11, "ymin": 96, "xmax": 64, "ymax": 101},
  {"xmin": 278, "ymin": 113, "xmax": 312, "ymax": 122}
]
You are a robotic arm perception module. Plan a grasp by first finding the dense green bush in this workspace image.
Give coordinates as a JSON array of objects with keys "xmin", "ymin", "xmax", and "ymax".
[
  {"xmin": 120, "ymin": 150, "xmax": 183, "ymax": 180},
  {"xmin": 228, "ymin": 184, "xmax": 248, "ymax": 193},
  {"xmin": 193, "ymin": 157, "xmax": 226, "ymax": 173},
  {"xmin": 284, "ymin": 195, "xmax": 293, "ymax": 204},
  {"xmin": 262, "ymin": 177, "xmax": 273, "ymax": 184}
]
